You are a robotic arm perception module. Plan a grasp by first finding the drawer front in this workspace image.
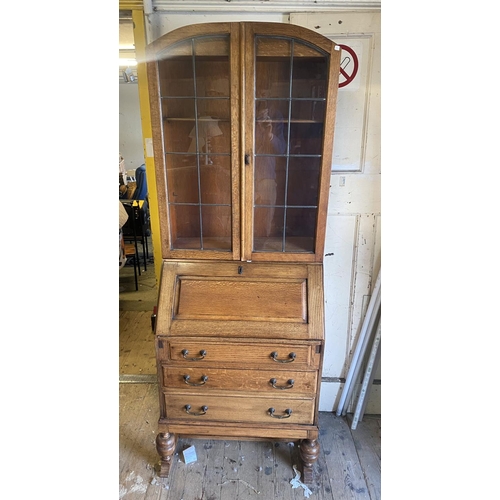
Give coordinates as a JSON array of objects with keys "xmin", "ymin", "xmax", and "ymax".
[
  {"xmin": 160, "ymin": 340, "xmax": 320, "ymax": 369},
  {"xmin": 163, "ymin": 393, "xmax": 315, "ymax": 425},
  {"xmin": 162, "ymin": 366, "xmax": 318, "ymax": 395}
]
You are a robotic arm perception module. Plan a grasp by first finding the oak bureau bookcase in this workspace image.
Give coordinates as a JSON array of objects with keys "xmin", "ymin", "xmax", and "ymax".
[{"xmin": 146, "ymin": 22, "xmax": 340, "ymax": 484}]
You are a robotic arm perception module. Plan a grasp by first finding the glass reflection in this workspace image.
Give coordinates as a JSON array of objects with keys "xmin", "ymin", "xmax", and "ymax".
[
  {"xmin": 253, "ymin": 36, "xmax": 328, "ymax": 254},
  {"xmin": 158, "ymin": 35, "xmax": 232, "ymax": 252}
]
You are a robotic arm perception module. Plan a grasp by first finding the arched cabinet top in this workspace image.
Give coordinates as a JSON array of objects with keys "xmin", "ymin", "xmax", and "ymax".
[{"xmin": 146, "ymin": 22, "xmax": 340, "ymax": 60}]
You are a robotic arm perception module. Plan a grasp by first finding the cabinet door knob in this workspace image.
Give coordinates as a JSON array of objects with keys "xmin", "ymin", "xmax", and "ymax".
[
  {"xmin": 244, "ymin": 153, "xmax": 250, "ymax": 165},
  {"xmin": 270, "ymin": 351, "xmax": 296, "ymax": 363},
  {"xmin": 181, "ymin": 349, "xmax": 207, "ymax": 361},
  {"xmin": 183, "ymin": 375, "xmax": 209, "ymax": 386},
  {"xmin": 268, "ymin": 407, "xmax": 293, "ymax": 419},
  {"xmin": 270, "ymin": 378, "xmax": 295, "ymax": 390}
]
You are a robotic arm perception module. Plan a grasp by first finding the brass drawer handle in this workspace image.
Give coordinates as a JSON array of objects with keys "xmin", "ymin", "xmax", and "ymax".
[
  {"xmin": 268, "ymin": 407, "xmax": 293, "ymax": 419},
  {"xmin": 270, "ymin": 378, "xmax": 295, "ymax": 390},
  {"xmin": 184, "ymin": 404, "xmax": 208, "ymax": 416},
  {"xmin": 270, "ymin": 351, "xmax": 296, "ymax": 363},
  {"xmin": 181, "ymin": 349, "xmax": 207, "ymax": 361},
  {"xmin": 184, "ymin": 375, "xmax": 208, "ymax": 386}
]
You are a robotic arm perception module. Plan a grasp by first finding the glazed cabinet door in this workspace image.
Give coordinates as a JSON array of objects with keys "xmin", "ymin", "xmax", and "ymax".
[
  {"xmin": 242, "ymin": 23, "xmax": 341, "ymax": 263},
  {"xmin": 147, "ymin": 24, "xmax": 241, "ymax": 260},
  {"xmin": 147, "ymin": 22, "xmax": 340, "ymax": 263}
]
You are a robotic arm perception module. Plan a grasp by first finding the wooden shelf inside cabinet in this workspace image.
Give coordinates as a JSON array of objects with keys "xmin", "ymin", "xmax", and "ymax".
[
  {"xmin": 147, "ymin": 21, "xmax": 340, "ymax": 484},
  {"xmin": 256, "ymin": 119, "xmax": 325, "ymax": 124},
  {"xmin": 163, "ymin": 117, "xmax": 231, "ymax": 122},
  {"xmin": 164, "ymin": 118, "xmax": 323, "ymax": 124}
]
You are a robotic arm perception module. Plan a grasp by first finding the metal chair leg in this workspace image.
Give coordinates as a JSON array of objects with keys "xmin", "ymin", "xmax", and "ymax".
[
  {"xmin": 132, "ymin": 253, "xmax": 138, "ymax": 291},
  {"xmin": 142, "ymin": 232, "xmax": 147, "ymax": 271}
]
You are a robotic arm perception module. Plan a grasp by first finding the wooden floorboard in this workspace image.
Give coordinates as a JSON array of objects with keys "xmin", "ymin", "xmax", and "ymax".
[
  {"xmin": 316, "ymin": 412, "xmax": 372, "ymax": 500},
  {"xmin": 119, "ymin": 384, "xmax": 162, "ymax": 499},
  {"xmin": 347, "ymin": 415, "xmax": 381, "ymax": 500},
  {"xmin": 120, "ymin": 310, "xmax": 156, "ymax": 375}
]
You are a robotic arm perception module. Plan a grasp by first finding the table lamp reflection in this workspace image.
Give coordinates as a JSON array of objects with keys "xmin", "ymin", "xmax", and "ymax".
[{"xmin": 188, "ymin": 117, "xmax": 223, "ymax": 165}]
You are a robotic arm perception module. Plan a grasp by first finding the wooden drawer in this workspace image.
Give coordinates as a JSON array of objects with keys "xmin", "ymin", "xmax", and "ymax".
[
  {"xmin": 163, "ymin": 393, "xmax": 315, "ymax": 425},
  {"xmin": 162, "ymin": 366, "xmax": 318, "ymax": 395},
  {"xmin": 158, "ymin": 339, "xmax": 321, "ymax": 369}
]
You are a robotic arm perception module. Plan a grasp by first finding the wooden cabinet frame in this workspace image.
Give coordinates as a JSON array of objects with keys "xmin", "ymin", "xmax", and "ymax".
[{"xmin": 146, "ymin": 22, "xmax": 340, "ymax": 484}]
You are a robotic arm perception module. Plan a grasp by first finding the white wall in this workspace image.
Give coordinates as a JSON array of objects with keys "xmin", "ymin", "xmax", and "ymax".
[
  {"xmin": 119, "ymin": 82, "xmax": 145, "ymax": 172},
  {"xmin": 291, "ymin": 10, "xmax": 381, "ymax": 414}
]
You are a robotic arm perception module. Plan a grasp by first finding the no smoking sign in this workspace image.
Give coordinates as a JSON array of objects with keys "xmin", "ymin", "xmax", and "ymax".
[{"xmin": 338, "ymin": 44, "xmax": 359, "ymax": 88}]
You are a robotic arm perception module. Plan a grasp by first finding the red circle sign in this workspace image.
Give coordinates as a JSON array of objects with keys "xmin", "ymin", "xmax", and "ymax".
[{"xmin": 338, "ymin": 44, "xmax": 359, "ymax": 88}]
